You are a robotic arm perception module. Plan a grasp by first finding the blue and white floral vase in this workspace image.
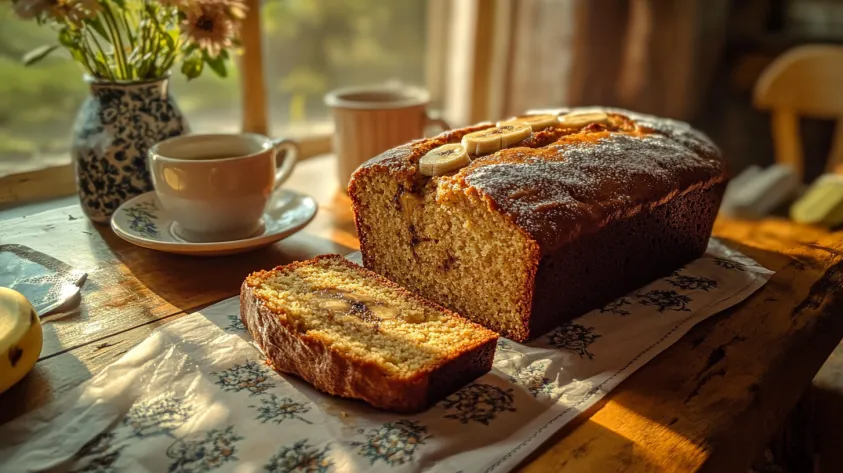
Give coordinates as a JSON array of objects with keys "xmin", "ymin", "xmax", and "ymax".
[{"xmin": 72, "ymin": 75, "xmax": 189, "ymax": 223}]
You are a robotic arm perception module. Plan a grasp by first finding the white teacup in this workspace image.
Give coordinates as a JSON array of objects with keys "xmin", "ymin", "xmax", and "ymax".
[{"xmin": 149, "ymin": 133, "xmax": 299, "ymax": 242}]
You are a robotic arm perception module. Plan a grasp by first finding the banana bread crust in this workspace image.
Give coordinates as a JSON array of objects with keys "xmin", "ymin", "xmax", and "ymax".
[
  {"xmin": 348, "ymin": 108, "xmax": 728, "ymax": 341},
  {"xmin": 527, "ymin": 181, "xmax": 725, "ymax": 337},
  {"xmin": 240, "ymin": 255, "xmax": 498, "ymax": 413}
]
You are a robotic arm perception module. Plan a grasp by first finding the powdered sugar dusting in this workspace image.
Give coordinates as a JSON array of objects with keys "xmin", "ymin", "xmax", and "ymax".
[{"xmin": 463, "ymin": 126, "xmax": 725, "ymax": 251}]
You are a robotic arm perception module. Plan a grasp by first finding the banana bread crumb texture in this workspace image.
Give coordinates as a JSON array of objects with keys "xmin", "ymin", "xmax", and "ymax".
[
  {"xmin": 241, "ymin": 255, "xmax": 498, "ymax": 412},
  {"xmin": 349, "ymin": 107, "xmax": 727, "ymax": 341}
]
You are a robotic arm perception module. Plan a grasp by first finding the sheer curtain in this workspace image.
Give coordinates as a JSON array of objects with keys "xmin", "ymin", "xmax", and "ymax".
[
  {"xmin": 502, "ymin": 0, "xmax": 729, "ymax": 121},
  {"xmin": 503, "ymin": 0, "xmax": 576, "ymax": 115}
]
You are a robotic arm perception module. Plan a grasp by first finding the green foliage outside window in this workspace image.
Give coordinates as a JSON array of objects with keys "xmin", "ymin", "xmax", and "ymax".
[{"xmin": 0, "ymin": 0, "xmax": 425, "ymax": 173}]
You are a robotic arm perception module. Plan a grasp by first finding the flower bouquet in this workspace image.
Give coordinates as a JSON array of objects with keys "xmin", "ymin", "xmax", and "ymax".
[
  {"xmin": 8, "ymin": 0, "xmax": 249, "ymax": 222},
  {"xmin": 12, "ymin": 0, "xmax": 246, "ymax": 80}
]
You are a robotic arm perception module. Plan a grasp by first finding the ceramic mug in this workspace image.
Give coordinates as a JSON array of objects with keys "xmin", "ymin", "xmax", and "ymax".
[
  {"xmin": 148, "ymin": 133, "xmax": 299, "ymax": 242},
  {"xmin": 325, "ymin": 84, "xmax": 449, "ymax": 189}
]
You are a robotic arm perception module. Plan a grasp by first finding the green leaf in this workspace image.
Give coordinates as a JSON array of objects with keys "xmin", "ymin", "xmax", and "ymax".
[
  {"xmin": 122, "ymin": 11, "xmax": 136, "ymax": 49},
  {"xmin": 157, "ymin": 35, "xmax": 172, "ymax": 54},
  {"xmin": 180, "ymin": 53, "xmax": 203, "ymax": 80},
  {"xmin": 146, "ymin": 6, "xmax": 168, "ymax": 36},
  {"xmin": 58, "ymin": 28, "xmax": 76, "ymax": 48},
  {"xmin": 67, "ymin": 48, "xmax": 86, "ymax": 65},
  {"xmin": 204, "ymin": 53, "xmax": 227, "ymax": 78},
  {"xmin": 165, "ymin": 29, "xmax": 178, "ymax": 50},
  {"xmin": 126, "ymin": 47, "xmax": 139, "ymax": 64},
  {"xmin": 23, "ymin": 45, "xmax": 60, "ymax": 66},
  {"xmin": 88, "ymin": 17, "xmax": 109, "ymax": 41},
  {"xmin": 93, "ymin": 50, "xmax": 110, "ymax": 70}
]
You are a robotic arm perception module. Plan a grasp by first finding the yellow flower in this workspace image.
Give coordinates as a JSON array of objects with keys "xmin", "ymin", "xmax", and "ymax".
[{"xmin": 180, "ymin": 0, "xmax": 245, "ymax": 58}]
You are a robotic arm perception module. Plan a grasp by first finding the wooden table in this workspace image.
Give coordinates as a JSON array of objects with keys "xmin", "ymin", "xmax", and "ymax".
[{"xmin": 2, "ymin": 154, "xmax": 843, "ymax": 472}]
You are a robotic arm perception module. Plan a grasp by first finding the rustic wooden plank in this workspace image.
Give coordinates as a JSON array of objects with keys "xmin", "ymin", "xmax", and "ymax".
[
  {"xmin": 520, "ymin": 219, "xmax": 843, "ymax": 472},
  {"xmin": 3, "ymin": 155, "xmax": 358, "ymax": 360},
  {"xmin": 0, "ymin": 312, "xmax": 189, "ymax": 426},
  {"xmin": 0, "ymin": 163, "xmax": 76, "ymax": 208},
  {"xmin": 811, "ymin": 341, "xmax": 843, "ymax": 473},
  {"xmin": 5, "ymin": 216, "xmax": 842, "ymax": 473}
]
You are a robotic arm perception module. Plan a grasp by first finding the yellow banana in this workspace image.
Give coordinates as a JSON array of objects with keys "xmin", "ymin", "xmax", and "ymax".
[
  {"xmin": 497, "ymin": 114, "xmax": 558, "ymax": 131},
  {"xmin": 558, "ymin": 111, "xmax": 610, "ymax": 129},
  {"xmin": 419, "ymin": 143, "xmax": 471, "ymax": 176},
  {"xmin": 0, "ymin": 288, "xmax": 42, "ymax": 394}
]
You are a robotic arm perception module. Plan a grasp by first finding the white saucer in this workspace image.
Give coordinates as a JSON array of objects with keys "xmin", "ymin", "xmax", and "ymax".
[{"xmin": 111, "ymin": 190, "xmax": 318, "ymax": 256}]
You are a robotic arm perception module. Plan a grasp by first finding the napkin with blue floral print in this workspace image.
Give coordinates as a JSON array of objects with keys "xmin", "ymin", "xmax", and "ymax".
[
  {"xmin": 0, "ymin": 244, "xmax": 86, "ymax": 316},
  {"xmin": 0, "ymin": 239, "xmax": 772, "ymax": 473}
]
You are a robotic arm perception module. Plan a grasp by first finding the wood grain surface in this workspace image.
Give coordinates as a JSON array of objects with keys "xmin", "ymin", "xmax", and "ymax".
[
  {"xmin": 2, "ymin": 154, "xmax": 842, "ymax": 473},
  {"xmin": 520, "ymin": 219, "xmax": 843, "ymax": 473},
  {"xmin": 2, "ymin": 155, "xmax": 357, "ymax": 362}
]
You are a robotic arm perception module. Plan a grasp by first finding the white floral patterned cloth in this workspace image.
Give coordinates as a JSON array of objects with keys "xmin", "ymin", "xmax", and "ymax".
[{"xmin": 0, "ymin": 240, "xmax": 772, "ymax": 473}]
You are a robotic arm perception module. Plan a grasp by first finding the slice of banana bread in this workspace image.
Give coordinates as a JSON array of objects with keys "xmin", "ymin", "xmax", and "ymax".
[
  {"xmin": 349, "ymin": 107, "xmax": 728, "ymax": 342},
  {"xmin": 240, "ymin": 255, "xmax": 498, "ymax": 413}
]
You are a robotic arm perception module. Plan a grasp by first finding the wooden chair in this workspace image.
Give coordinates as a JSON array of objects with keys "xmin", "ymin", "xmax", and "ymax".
[{"xmin": 753, "ymin": 45, "xmax": 843, "ymax": 180}]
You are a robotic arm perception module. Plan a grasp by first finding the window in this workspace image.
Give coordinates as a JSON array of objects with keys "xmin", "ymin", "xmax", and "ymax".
[
  {"xmin": 262, "ymin": 0, "xmax": 428, "ymax": 138},
  {"xmin": 0, "ymin": 0, "xmax": 428, "ymax": 181},
  {"xmin": 0, "ymin": 5, "xmax": 86, "ymax": 177}
]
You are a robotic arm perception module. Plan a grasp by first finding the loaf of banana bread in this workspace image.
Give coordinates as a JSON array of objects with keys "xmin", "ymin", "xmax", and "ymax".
[
  {"xmin": 348, "ymin": 107, "xmax": 728, "ymax": 342},
  {"xmin": 241, "ymin": 255, "xmax": 498, "ymax": 412}
]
